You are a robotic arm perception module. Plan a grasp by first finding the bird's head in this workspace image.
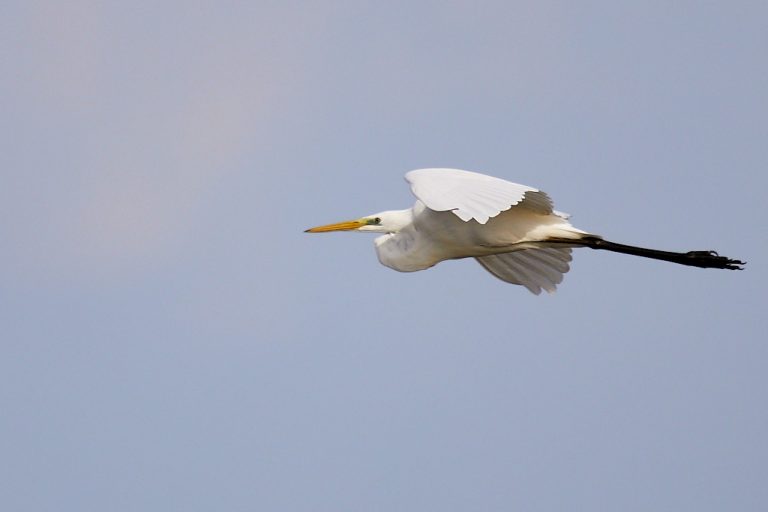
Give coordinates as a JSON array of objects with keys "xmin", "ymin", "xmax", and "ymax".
[{"xmin": 305, "ymin": 210, "xmax": 411, "ymax": 234}]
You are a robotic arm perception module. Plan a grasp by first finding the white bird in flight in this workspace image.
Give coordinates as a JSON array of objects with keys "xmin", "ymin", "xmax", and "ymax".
[{"xmin": 305, "ymin": 168, "xmax": 744, "ymax": 294}]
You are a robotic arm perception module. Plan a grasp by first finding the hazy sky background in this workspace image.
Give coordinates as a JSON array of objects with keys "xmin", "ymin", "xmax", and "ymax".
[{"xmin": 2, "ymin": 1, "xmax": 766, "ymax": 510}]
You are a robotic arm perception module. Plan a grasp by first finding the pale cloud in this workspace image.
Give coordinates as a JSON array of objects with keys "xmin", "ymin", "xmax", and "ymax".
[{"xmin": 3, "ymin": 1, "xmax": 310, "ymax": 285}]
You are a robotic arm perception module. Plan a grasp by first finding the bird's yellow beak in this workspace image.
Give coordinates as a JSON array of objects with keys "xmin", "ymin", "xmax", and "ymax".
[{"xmin": 304, "ymin": 219, "xmax": 365, "ymax": 233}]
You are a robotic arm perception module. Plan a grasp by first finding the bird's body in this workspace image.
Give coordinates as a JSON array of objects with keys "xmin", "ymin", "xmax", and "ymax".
[
  {"xmin": 372, "ymin": 200, "xmax": 583, "ymax": 270},
  {"xmin": 306, "ymin": 168, "xmax": 744, "ymax": 294}
]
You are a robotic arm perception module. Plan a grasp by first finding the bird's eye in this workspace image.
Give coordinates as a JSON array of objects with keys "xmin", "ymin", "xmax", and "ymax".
[{"xmin": 374, "ymin": 217, "xmax": 381, "ymax": 224}]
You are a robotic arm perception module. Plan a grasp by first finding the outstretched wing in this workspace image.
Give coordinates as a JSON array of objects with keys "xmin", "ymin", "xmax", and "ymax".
[
  {"xmin": 405, "ymin": 168, "xmax": 557, "ymax": 224},
  {"xmin": 475, "ymin": 247, "xmax": 573, "ymax": 295}
]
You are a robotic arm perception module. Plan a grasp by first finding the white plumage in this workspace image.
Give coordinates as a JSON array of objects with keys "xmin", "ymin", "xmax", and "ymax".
[
  {"xmin": 405, "ymin": 168, "xmax": 554, "ymax": 222},
  {"xmin": 476, "ymin": 248, "xmax": 573, "ymax": 295},
  {"xmin": 306, "ymin": 168, "xmax": 744, "ymax": 294}
]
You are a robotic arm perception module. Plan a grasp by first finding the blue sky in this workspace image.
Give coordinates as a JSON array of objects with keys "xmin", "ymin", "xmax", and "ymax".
[{"xmin": 2, "ymin": 2, "xmax": 767, "ymax": 510}]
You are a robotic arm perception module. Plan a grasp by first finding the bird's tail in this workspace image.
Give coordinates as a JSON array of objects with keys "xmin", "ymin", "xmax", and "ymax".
[{"xmin": 570, "ymin": 236, "xmax": 745, "ymax": 270}]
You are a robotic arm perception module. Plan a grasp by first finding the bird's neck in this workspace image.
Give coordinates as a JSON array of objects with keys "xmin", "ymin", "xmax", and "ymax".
[{"xmin": 382, "ymin": 208, "xmax": 414, "ymax": 232}]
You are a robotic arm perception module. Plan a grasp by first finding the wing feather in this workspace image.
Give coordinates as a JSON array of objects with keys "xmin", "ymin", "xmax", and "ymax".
[
  {"xmin": 475, "ymin": 248, "xmax": 573, "ymax": 295},
  {"xmin": 406, "ymin": 168, "xmax": 555, "ymax": 224}
]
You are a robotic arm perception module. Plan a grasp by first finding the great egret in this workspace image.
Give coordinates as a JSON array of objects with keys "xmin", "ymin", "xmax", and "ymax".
[{"xmin": 305, "ymin": 168, "xmax": 744, "ymax": 294}]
